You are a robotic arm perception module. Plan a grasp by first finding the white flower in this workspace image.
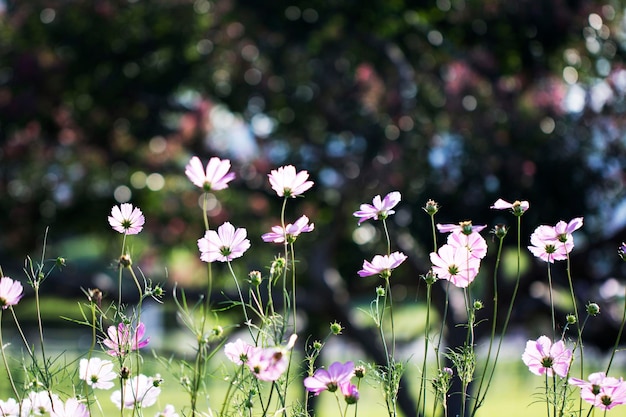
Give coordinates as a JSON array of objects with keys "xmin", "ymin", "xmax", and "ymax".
[
  {"xmin": 79, "ymin": 357, "xmax": 117, "ymax": 390},
  {"xmin": 111, "ymin": 375, "xmax": 161, "ymax": 410}
]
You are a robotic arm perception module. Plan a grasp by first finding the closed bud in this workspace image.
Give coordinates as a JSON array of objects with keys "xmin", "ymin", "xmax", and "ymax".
[
  {"xmin": 423, "ymin": 269, "xmax": 438, "ymax": 285},
  {"xmin": 249, "ymin": 270, "xmax": 263, "ymax": 286},
  {"xmin": 473, "ymin": 300, "xmax": 484, "ymax": 311},
  {"xmin": 376, "ymin": 286, "xmax": 386, "ymax": 297},
  {"xmin": 586, "ymin": 302, "xmax": 600, "ymax": 316},
  {"xmin": 619, "ymin": 243, "xmax": 626, "ymax": 261},
  {"xmin": 566, "ymin": 314, "xmax": 576, "ymax": 325},
  {"xmin": 491, "ymin": 224, "xmax": 508, "ymax": 239},
  {"xmin": 120, "ymin": 366, "xmax": 131, "ymax": 380},
  {"xmin": 330, "ymin": 321, "xmax": 343, "ymax": 335},
  {"xmin": 55, "ymin": 257, "xmax": 66, "ymax": 267},
  {"xmin": 423, "ymin": 199, "xmax": 440, "ymax": 216},
  {"xmin": 120, "ymin": 254, "xmax": 132, "ymax": 268},
  {"xmin": 312, "ymin": 340, "xmax": 323, "ymax": 350}
]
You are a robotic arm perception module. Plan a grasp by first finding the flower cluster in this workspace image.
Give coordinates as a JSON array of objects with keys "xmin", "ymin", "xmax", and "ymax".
[{"xmin": 429, "ymin": 222, "xmax": 487, "ymax": 288}]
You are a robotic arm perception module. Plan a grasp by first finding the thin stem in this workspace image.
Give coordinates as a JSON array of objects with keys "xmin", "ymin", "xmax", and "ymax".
[
  {"xmin": 227, "ymin": 261, "xmax": 252, "ymax": 337},
  {"xmin": 416, "ymin": 283, "xmax": 432, "ymax": 417},
  {"xmin": 472, "ymin": 232, "xmax": 506, "ymax": 416},
  {"xmin": 606, "ymin": 282, "xmax": 626, "ymax": 375},
  {"xmin": 0, "ymin": 310, "xmax": 21, "ymax": 402}
]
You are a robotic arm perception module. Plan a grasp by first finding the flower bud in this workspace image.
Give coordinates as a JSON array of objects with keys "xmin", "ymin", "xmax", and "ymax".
[
  {"xmin": 55, "ymin": 257, "xmax": 66, "ymax": 267},
  {"xmin": 212, "ymin": 325, "xmax": 224, "ymax": 338},
  {"xmin": 270, "ymin": 257, "xmax": 286, "ymax": 280},
  {"xmin": 566, "ymin": 314, "xmax": 576, "ymax": 325},
  {"xmin": 152, "ymin": 285, "xmax": 164, "ymax": 298},
  {"xmin": 459, "ymin": 221, "xmax": 474, "ymax": 235},
  {"xmin": 153, "ymin": 374, "xmax": 163, "ymax": 387},
  {"xmin": 376, "ymin": 286, "xmax": 386, "ymax": 297},
  {"xmin": 619, "ymin": 243, "xmax": 626, "ymax": 261},
  {"xmin": 354, "ymin": 365, "xmax": 366, "ymax": 379},
  {"xmin": 473, "ymin": 300, "xmax": 484, "ymax": 311},
  {"xmin": 120, "ymin": 254, "xmax": 132, "ymax": 268},
  {"xmin": 491, "ymin": 224, "xmax": 508, "ymax": 239},
  {"xmin": 330, "ymin": 321, "xmax": 343, "ymax": 335},
  {"xmin": 423, "ymin": 269, "xmax": 438, "ymax": 285},
  {"xmin": 423, "ymin": 199, "xmax": 440, "ymax": 216},
  {"xmin": 586, "ymin": 302, "xmax": 600, "ymax": 316},
  {"xmin": 312, "ymin": 340, "xmax": 323, "ymax": 350},
  {"xmin": 120, "ymin": 366, "xmax": 131, "ymax": 380},
  {"xmin": 248, "ymin": 270, "xmax": 263, "ymax": 286}
]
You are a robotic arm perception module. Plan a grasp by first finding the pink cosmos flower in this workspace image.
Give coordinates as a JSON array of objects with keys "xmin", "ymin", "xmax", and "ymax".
[
  {"xmin": 528, "ymin": 227, "xmax": 570, "ymax": 263},
  {"xmin": 447, "ymin": 231, "xmax": 487, "ymax": 259},
  {"xmin": 522, "ymin": 335, "xmax": 572, "ymax": 378},
  {"xmin": 0, "ymin": 398, "xmax": 19, "ymax": 416},
  {"xmin": 430, "ymin": 244, "xmax": 481, "ymax": 288},
  {"xmin": 569, "ymin": 372, "xmax": 626, "ymax": 410},
  {"xmin": 0, "ymin": 277, "xmax": 24, "ymax": 309},
  {"xmin": 437, "ymin": 221, "xmax": 487, "ymax": 235},
  {"xmin": 246, "ymin": 335, "xmax": 297, "ymax": 382},
  {"xmin": 197, "ymin": 222, "xmax": 251, "ymax": 263},
  {"xmin": 155, "ymin": 404, "xmax": 180, "ymax": 417},
  {"xmin": 110, "ymin": 374, "xmax": 161, "ymax": 409},
  {"xmin": 268, "ymin": 165, "xmax": 314, "ymax": 198},
  {"xmin": 185, "ymin": 156, "xmax": 235, "ymax": 191},
  {"xmin": 79, "ymin": 357, "xmax": 117, "ymax": 390},
  {"xmin": 304, "ymin": 361, "xmax": 355, "ymax": 395},
  {"xmin": 224, "ymin": 338, "xmax": 256, "ymax": 365},
  {"xmin": 340, "ymin": 382, "xmax": 360, "ymax": 404},
  {"xmin": 527, "ymin": 219, "xmax": 583, "ymax": 263},
  {"xmin": 353, "ymin": 191, "xmax": 401, "ymax": 225},
  {"xmin": 261, "ymin": 215, "xmax": 315, "ymax": 244},
  {"xmin": 108, "ymin": 203, "xmax": 145, "ymax": 235},
  {"xmin": 102, "ymin": 322, "xmax": 150, "ymax": 357},
  {"xmin": 50, "ymin": 398, "xmax": 89, "ymax": 417},
  {"xmin": 247, "ymin": 346, "xmax": 289, "ymax": 382},
  {"xmin": 490, "ymin": 199, "xmax": 530, "ymax": 215},
  {"xmin": 357, "ymin": 252, "xmax": 408, "ymax": 278}
]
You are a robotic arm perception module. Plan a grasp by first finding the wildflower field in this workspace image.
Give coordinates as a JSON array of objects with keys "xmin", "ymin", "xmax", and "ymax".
[{"xmin": 1, "ymin": 156, "xmax": 626, "ymax": 417}]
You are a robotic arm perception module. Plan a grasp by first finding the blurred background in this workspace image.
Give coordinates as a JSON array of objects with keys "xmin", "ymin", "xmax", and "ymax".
[{"xmin": 2, "ymin": 0, "xmax": 626, "ymax": 414}]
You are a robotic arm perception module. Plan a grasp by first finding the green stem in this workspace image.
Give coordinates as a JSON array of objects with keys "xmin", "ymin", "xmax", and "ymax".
[
  {"xmin": 0, "ymin": 310, "xmax": 21, "ymax": 402},
  {"xmin": 417, "ymin": 283, "xmax": 432, "ymax": 417},
  {"xmin": 606, "ymin": 282, "xmax": 626, "ymax": 375},
  {"xmin": 471, "ymin": 232, "xmax": 506, "ymax": 416}
]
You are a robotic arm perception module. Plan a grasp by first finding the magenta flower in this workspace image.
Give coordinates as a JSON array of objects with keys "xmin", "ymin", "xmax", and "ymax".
[
  {"xmin": 353, "ymin": 191, "xmax": 401, "ymax": 225},
  {"xmin": 490, "ymin": 199, "xmax": 530, "ymax": 215},
  {"xmin": 108, "ymin": 203, "xmax": 145, "ymax": 235},
  {"xmin": 262, "ymin": 215, "xmax": 315, "ymax": 244},
  {"xmin": 268, "ymin": 165, "xmax": 314, "ymax": 198},
  {"xmin": 357, "ymin": 252, "xmax": 408, "ymax": 279},
  {"xmin": 102, "ymin": 322, "xmax": 150, "ymax": 356},
  {"xmin": 569, "ymin": 372, "xmax": 626, "ymax": 410},
  {"xmin": 0, "ymin": 277, "xmax": 23, "ymax": 309},
  {"xmin": 340, "ymin": 382, "xmax": 360, "ymax": 404},
  {"xmin": 430, "ymin": 244, "xmax": 481, "ymax": 288},
  {"xmin": 185, "ymin": 156, "xmax": 235, "ymax": 191},
  {"xmin": 304, "ymin": 361, "xmax": 355, "ymax": 395},
  {"xmin": 197, "ymin": 222, "xmax": 251, "ymax": 263},
  {"xmin": 447, "ymin": 231, "xmax": 487, "ymax": 259},
  {"xmin": 437, "ymin": 221, "xmax": 487, "ymax": 235},
  {"xmin": 522, "ymin": 336, "xmax": 572, "ymax": 378},
  {"xmin": 50, "ymin": 398, "xmax": 90, "ymax": 417},
  {"xmin": 224, "ymin": 338, "xmax": 256, "ymax": 365}
]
